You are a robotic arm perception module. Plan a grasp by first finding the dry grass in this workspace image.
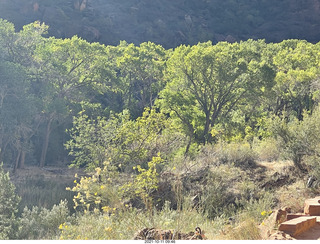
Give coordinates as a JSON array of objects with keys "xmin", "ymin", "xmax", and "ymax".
[
  {"xmin": 216, "ymin": 218, "xmax": 262, "ymax": 240},
  {"xmin": 275, "ymin": 180, "xmax": 317, "ymax": 213},
  {"xmin": 256, "ymin": 160, "xmax": 295, "ymax": 175},
  {"xmin": 11, "ymin": 159, "xmax": 317, "ymax": 240}
]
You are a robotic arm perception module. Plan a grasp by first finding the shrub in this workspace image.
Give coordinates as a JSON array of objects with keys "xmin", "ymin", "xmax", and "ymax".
[
  {"xmin": 236, "ymin": 192, "xmax": 276, "ymax": 223},
  {"xmin": 67, "ymin": 163, "xmax": 122, "ymax": 213},
  {"xmin": 275, "ymin": 180, "xmax": 313, "ymax": 213},
  {"xmin": 253, "ymin": 137, "xmax": 280, "ymax": 162},
  {"xmin": 201, "ymin": 164, "xmax": 261, "ymax": 220},
  {"xmin": 219, "ymin": 218, "xmax": 262, "ymax": 240},
  {"xmin": 269, "ymin": 108, "xmax": 320, "ymax": 172},
  {"xmin": 16, "ymin": 200, "xmax": 71, "ymax": 240},
  {"xmin": 216, "ymin": 192, "xmax": 275, "ymax": 240},
  {"xmin": 304, "ymin": 155, "xmax": 320, "ymax": 181},
  {"xmin": 0, "ymin": 164, "xmax": 20, "ymax": 239},
  {"xmin": 121, "ymin": 155, "xmax": 162, "ymax": 212},
  {"xmin": 215, "ymin": 141, "xmax": 256, "ymax": 168}
]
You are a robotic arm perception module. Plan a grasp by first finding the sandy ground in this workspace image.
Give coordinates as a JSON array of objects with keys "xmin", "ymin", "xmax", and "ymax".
[{"xmin": 295, "ymin": 223, "xmax": 320, "ymax": 240}]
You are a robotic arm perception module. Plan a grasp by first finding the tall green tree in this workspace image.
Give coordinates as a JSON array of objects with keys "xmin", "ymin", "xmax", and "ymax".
[
  {"xmin": 0, "ymin": 20, "xmax": 48, "ymax": 65},
  {"xmin": 0, "ymin": 19, "xmax": 49, "ymax": 169},
  {"xmin": 0, "ymin": 19, "xmax": 15, "ymax": 60},
  {"xmin": 0, "ymin": 60, "xmax": 36, "ymax": 170},
  {"xmin": 158, "ymin": 40, "xmax": 272, "ymax": 146},
  {"xmin": 272, "ymin": 40, "xmax": 320, "ymax": 119},
  {"xmin": 116, "ymin": 41, "xmax": 167, "ymax": 118},
  {"xmin": 32, "ymin": 36, "xmax": 111, "ymax": 167}
]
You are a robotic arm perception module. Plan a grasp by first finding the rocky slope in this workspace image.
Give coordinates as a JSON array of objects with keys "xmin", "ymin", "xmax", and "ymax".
[{"xmin": 1, "ymin": 0, "xmax": 320, "ymax": 48}]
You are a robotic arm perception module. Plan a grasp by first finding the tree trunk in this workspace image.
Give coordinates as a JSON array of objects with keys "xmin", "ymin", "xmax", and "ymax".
[
  {"xmin": 293, "ymin": 153, "xmax": 308, "ymax": 174},
  {"xmin": 0, "ymin": 140, "xmax": 9, "ymax": 163},
  {"xmin": 203, "ymin": 113, "xmax": 211, "ymax": 144},
  {"xmin": 13, "ymin": 149, "xmax": 21, "ymax": 173},
  {"xmin": 20, "ymin": 150, "xmax": 26, "ymax": 169},
  {"xmin": 39, "ymin": 117, "xmax": 53, "ymax": 167},
  {"xmin": 185, "ymin": 135, "xmax": 192, "ymax": 156}
]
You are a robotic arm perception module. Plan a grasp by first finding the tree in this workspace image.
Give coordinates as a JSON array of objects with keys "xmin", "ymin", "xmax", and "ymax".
[
  {"xmin": 158, "ymin": 40, "xmax": 271, "ymax": 147},
  {"xmin": 272, "ymin": 40, "xmax": 320, "ymax": 119},
  {"xmin": 0, "ymin": 60, "xmax": 36, "ymax": 170},
  {"xmin": 0, "ymin": 18, "xmax": 15, "ymax": 60},
  {"xmin": 66, "ymin": 108, "xmax": 174, "ymax": 171},
  {"xmin": 214, "ymin": 40, "xmax": 277, "ymax": 142},
  {"xmin": 32, "ymin": 36, "xmax": 111, "ymax": 167},
  {"xmin": 116, "ymin": 41, "xmax": 167, "ymax": 118},
  {"xmin": 0, "ymin": 20, "xmax": 49, "ymax": 169},
  {"xmin": 270, "ymin": 107, "xmax": 320, "ymax": 172},
  {"xmin": 0, "ymin": 20, "xmax": 48, "ymax": 66}
]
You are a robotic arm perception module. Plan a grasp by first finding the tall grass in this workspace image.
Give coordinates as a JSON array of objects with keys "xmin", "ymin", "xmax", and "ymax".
[
  {"xmin": 59, "ymin": 201, "xmax": 226, "ymax": 240},
  {"xmin": 59, "ymin": 192, "xmax": 275, "ymax": 240},
  {"xmin": 14, "ymin": 175, "xmax": 75, "ymax": 214}
]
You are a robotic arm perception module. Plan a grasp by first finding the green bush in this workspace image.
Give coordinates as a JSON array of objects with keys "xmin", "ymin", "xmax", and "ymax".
[
  {"xmin": 270, "ymin": 107, "xmax": 320, "ymax": 172},
  {"xmin": 15, "ymin": 176, "xmax": 75, "ymax": 213},
  {"xmin": 59, "ymin": 211, "xmax": 136, "ymax": 240},
  {"xmin": 17, "ymin": 200, "xmax": 71, "ymax": 240},
  {"xmin": 203, "ymin": 164, "xmax": 275, "ymax": 221},
  {"xmin": 0, "ymin": 164, "xmax": 20, "ymax": 239},
  {"xmin": 236, "ymin": 192, "xmax": 276, "ymax": 223}
]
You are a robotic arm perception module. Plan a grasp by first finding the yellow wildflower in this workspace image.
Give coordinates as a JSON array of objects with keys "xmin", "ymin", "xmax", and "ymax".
[
  {"xmin": 105, "ymin": 227, "xmax": 112, "ymax": 232},
  {"xmin": 96, "ymin": 167, "xmax": 101, "ymax": 174},
  {"xmin": 102, "ymin": 206, "xmax": 110, "ymax": 212}
]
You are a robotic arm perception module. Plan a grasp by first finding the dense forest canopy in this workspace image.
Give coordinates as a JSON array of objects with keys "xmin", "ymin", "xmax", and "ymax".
[
  {"xmin": 0, "ymin": 18, "xmax": 320, "ymax": 174},
  {"xmin": 1, "ymin": 0, "xmax": 320, "ymax": 48}
]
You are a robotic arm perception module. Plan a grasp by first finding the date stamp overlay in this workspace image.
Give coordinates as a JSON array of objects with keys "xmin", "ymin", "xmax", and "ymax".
[{"xmin": 144, "ymin": 240, "xmax": 176, "ymax": 244}]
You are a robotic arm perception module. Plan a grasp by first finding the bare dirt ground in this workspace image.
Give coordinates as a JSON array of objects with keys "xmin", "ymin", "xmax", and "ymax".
[{"xmin": 295, "ymin": 218, "xmax": 320, "ymax": 240}]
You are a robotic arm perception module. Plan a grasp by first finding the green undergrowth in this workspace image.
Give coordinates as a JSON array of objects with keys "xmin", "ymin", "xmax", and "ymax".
[{"xmin": 14, "ymin": 176, "xmax": 75, "ymax": 214}]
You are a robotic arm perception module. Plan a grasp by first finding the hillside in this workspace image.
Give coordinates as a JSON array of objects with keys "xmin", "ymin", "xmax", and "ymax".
[{"xmin": 1, "ymin": 0, "xmax": 320, "ymax": 48}]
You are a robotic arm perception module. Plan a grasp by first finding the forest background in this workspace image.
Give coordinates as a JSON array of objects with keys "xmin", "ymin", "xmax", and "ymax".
[{"xmin": 1, "ymin": 0, "xmax": 320, "ymax": 240}]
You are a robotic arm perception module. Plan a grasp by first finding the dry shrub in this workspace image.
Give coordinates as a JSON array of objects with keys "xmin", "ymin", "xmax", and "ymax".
[
  {"xmin": 202, "ymin": 165, "xmax": 247, "ymax": 219},
  {"xmin": 218, "ymin": 218, "xmax": 262, "ymax": 240},
  {"xmin": 275, "ymin": 180, "xmax": 312, "ymax": 213},
  {"xmin": 215, "ymin": 141, "xmax": 256, "ymax": 169},
  {"xmin": 253, "ymin": 138, "xmax": 280, "ymax": 162}
]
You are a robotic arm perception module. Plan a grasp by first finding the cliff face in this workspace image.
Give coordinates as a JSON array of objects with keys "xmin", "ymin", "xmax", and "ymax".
[{"xmin": 1, "ymin": 0, "xmax": 320, "ymax": 47}]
